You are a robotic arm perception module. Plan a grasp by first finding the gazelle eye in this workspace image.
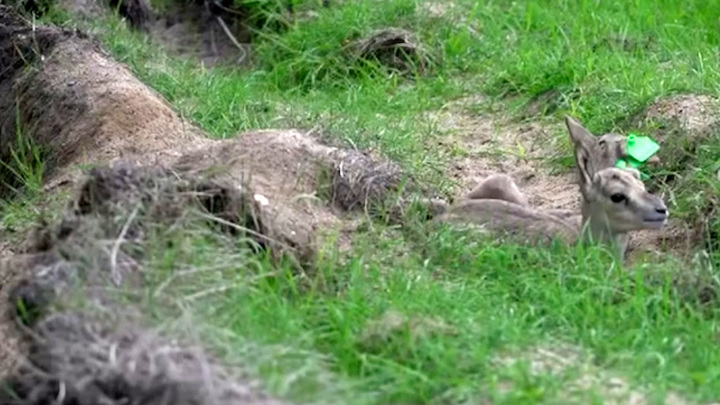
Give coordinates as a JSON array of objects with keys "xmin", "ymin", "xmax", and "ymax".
[{"xmin": 610, "ymin": 193, "xmax": 626, "ymax": 203}]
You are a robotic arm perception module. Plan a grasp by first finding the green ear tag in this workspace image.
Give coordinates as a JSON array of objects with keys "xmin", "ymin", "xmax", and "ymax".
[
  {"xmin": 626, "ymin": 133, "xmax": 660, "ymax": 163},
  {"xmin": 615, "ymin": 156, "xmax": 642, "ymax": 169},
  {"xmin": 615, "ymin": 157, "xmax": 651, "ymax": 181}
]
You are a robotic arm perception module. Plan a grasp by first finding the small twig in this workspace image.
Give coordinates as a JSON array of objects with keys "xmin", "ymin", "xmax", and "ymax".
[
  {"xmin": 110, "ymin": 204, "xmax": 141, "ymax": 286},
  {"xmin": 196, "ymin": 211, "xmax": 306, "ymax": 271},
  {"xmin": 209, "ymin": 22, "xmax": 218, "ymax": 56},
  {"xmin": 291, "ymin": 193, "xmax": 324, "ymax": 204},
  {"xmin": 153, "ymin": 262, "xmax": 245, "ymax": 297},
  {"xmin": 305, "ymin": 124, "xmax": 322, "ymax": 137},
  {"xmin": 0, "ymin": 322, "xmax": 56, "ymax": 380},
  {"xmin": 210, "ymin": 0, "xmax": 244, "ymax": 16},
  {"xmin": 195, "ymin": 211, "xmax": 285, "ymax": 248},
  {"xmin": 215, "ymin": 15, "xmax": 247, "ymax": 65},
  {"xmin": 56, "ymin": 381, "xmax": 66, "ymax": 403},
  {"xmin": 108, "ymin": 343, "xmax": 118, "ymax": 365},
  {"xmin": 183, "ymin": 284, "xmax": 241, "ymax": 301}
]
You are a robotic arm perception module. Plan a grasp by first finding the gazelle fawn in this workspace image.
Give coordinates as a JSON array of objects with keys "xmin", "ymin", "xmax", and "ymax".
[{"xmin": 434, "ymin": 116, "xmax": 669, "ymax": 261}]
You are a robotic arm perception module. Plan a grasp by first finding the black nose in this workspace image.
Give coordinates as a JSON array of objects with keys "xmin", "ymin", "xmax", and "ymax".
[{"xmin": 656, "ymin": 207, "xmax": 667, "ymax": 215}]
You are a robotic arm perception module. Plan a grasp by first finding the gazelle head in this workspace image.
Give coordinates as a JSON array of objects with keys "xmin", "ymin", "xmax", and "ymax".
[
  {"xmin": 584, "ymin": 166, "xmax": 669, "ymax": 232},
  {"xmin": 564, "ymin": 116, "xmax": 669, "ymax": 246}
]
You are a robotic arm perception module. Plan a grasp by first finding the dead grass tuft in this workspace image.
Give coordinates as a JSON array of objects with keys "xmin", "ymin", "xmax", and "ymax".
[
  {"xmin": 9, "ymin": 160, "xmax": 274, "ymax": 326},
  {"xmin": 0, "ymin": 311, "xmax": 292, "ymax": 405}
]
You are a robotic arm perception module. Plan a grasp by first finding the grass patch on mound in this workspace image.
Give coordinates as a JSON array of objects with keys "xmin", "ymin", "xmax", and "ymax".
[{"xmin": 9, "ymin": 0, "xmax": 720, "ymax": 403}]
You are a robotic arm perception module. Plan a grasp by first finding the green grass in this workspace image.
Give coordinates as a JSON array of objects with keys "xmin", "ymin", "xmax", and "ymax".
[{"xmin": 7, "ymin": 0, "xmax": 720, "ymax": 403}]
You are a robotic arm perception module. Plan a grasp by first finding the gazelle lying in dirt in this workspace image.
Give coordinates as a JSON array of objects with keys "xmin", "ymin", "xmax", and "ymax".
[{"xmin": 434, "ymin": 116, "xmax": 669, "ymax": 261}]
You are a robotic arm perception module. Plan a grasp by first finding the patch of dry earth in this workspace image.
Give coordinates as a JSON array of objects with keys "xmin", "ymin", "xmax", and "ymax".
[
  {"xmin": 427, "ymin": 97, "xmax": 581, "ymax": 219},
  {"xmin": 494, "ymin": 342, "xmax": 712, "ymax": 404}
]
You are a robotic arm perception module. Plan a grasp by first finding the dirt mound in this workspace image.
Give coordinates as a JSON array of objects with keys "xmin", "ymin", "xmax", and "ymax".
[
  {"xmin": 0, "ymin": 159, "xmax": 299, "ymax": 401},
  {"xmin": 0, "ymin": 144, "xmax": 422, "ymax": 399},
  {"xmin": 173, "ymin": 129, "xmax": 435, "ymax": 252},
  {"xmin": 0, "ymin": 4, "xmax": 432, "ymax": 253},
  {"xmin": 627, "ymin": 93, "xmax": 719, "ymax": 184},
  {"xmin": 147, "ymin": 1, "xmax": 252, "ymax": 68},
  {"xmin": 0, "ymin": 6, "xmax": 85, "ymax": 130},
  {"xmin": 631, "ymin": 94, "xmax": 720, "ymax": 144},
  {"xmin": 8, "ymin": 162, "xmax": 269, "ymax": 324},
  {"xmin": 630, "ymin": 93, "xmax": 719, "ymax": 184},
  {"xmin": 347, "ymin": 27, "xmax": 433, "ymax": 74},
  {"xmin": 0, "ymin": 5, "xmax": 211, "ymax": 197},
  {"xmin": 0, "ymin": 7, "xmax": 438, "ymax": 385},
  {"xmin": 0, "ymin": 7, "xmax": 436, "ymax": 253},
  {"xmin": 0, "ymin": 311, "xmax": 294, "ymax": 405},
  {"xmin": 145, "ymin": 0, "xmax": 335, "ymax": 67},
  {"xmin": 623, "ymin": 94, "xmax": 720, "ymax": 260},
  {"xmin": 108, "ymin": 0, "xmax": 151, "ymax": 29},
  {"xmin": 4, "ymin": 163, "xmax": 308, "ymax": 393}
]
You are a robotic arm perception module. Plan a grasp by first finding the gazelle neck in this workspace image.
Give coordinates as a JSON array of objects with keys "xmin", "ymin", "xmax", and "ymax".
[{"xmin": 580, "ymin": 200, "xmax": 629, "ymax": 260}]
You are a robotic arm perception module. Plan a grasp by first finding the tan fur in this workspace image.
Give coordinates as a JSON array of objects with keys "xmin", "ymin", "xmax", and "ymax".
[
  {"xmin": 463, "ymin": 174, "xmax": 530, "ymax": 207},
  {"xmin": 434, "ymin": 116, "xmax": 669, "ymax": 261}
]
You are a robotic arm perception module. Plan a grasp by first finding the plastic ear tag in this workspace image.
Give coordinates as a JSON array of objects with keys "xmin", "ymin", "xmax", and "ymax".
[
  {"xmin": 615, "ymin": 157, "xmax": 650, "ymax": 181},
  {"xmin": 614, "ymin": 133, "xmax": 659, "ymax": 181},
  {"xmin": 615, "ymin": 156, "xmax": 641, "ymax": 169},
  {"xmin": 625, "ymin": 133, "xmax": 660, "ymax": 163}
]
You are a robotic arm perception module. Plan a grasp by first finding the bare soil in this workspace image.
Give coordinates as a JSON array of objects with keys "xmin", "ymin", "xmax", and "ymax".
[
  {"xmin": 173, "ymin": 127, "xmax": 431, "ymax": 256},
  {"xmin": 493, "ymin": 342, "xmax": 705, "ymax": 404},
  {"xmin": 2, "ymin": 310, "xmax": 296, "ymax": 404},
  {"xmin": 631, "ymin": 94, "xmax": 720, "ymax": 144},
  {"xmin": 147, "ymin": 1, "xmax": 253, "ymax": 68},
  {"xmin": 56, "ymin": 0, "xmax": 428, "ymax": 72},
  {"xmin": 47, "ymin": 0, "xmax": 253, "ymax": 67},
  {"xmin": 173, "ymin": 130, "xmax": 351, "ymax": 255},
  {"xmin": 0, "ymin": 10, "xmax": 212, "ymax": 198}
]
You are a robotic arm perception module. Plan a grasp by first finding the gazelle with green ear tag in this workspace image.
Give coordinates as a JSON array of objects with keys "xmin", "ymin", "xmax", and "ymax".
[
  {"xmin": 564, "ymin": 116, "xmax": 669, "ymax": 258},
  {"xmin": 430, "ymin": 116, "xmax": 669, "ymax": 262}
]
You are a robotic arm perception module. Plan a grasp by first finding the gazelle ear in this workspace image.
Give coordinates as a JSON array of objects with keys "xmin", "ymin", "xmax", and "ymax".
[
  {"xmin": 565, "ymin": 115, "xmax": 596, "ymax": 150},
  {"xmin": 565, "ymin": 116, "xmax": 597, "ymax": 196}
]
